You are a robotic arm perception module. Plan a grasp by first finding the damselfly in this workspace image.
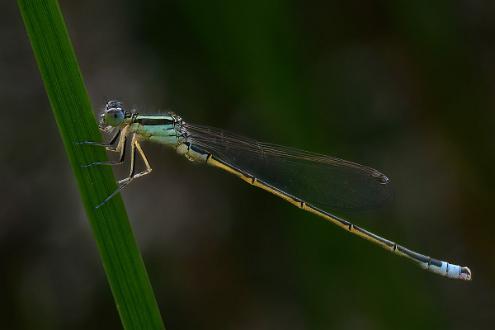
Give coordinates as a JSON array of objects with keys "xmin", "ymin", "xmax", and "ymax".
[{"xmin": 80, "ymin": 100, "xmax": 471, "ymax": 281}]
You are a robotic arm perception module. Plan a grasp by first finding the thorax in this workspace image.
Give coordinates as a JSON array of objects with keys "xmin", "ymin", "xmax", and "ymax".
[{"xmin": 128, "ymin": 115, "xmax": 180, "ymax": 146}]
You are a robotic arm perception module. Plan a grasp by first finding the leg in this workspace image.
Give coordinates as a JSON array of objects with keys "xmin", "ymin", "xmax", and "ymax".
[
  {"xmin": 133, "ymin": 139, "xmax": 153, "ymax": 177},
  {"xmin": 118, "ymin": 138, "xmax": 153, "ymax": 184},
  {"xmin": 82, "ymin": 134, "xmax": 127, "ymax": 167},
  {"xmin": 82, "ymin": 126, "xmax": 129, "ymax": 167},
  {"xmin": 78, "ymin": 128, "xmax": 121, "ymax": 152},
  {"xmin": 96, "ymin": 136, "xmax": 153, "ymax": 209}
]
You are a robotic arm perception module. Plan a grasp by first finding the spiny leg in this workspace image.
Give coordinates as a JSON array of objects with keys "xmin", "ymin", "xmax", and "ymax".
[
  {"xmin": 78, "ymin": 128, "xmax": 121, "ymax": 152},
  {"xmin": 96, "ymin": 136, "xmax": 152, "ymax": 208},
  {"xmin": 133, "ymin": 139, "xmax": 153, "ymax": 177},
  {"xmin": 82, "ymin": 126, "xmax": 129, "ymax": 167},
  {"xmin": 118, "ymin": 137, "xmax": 153, "ymax": 185},
  {"xmin": 82, "ymin": 135, "xmax": 127, "ymax": 167}
]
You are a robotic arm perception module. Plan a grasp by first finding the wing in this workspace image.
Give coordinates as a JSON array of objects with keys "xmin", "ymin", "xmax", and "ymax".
[{"xmin": 184, "ymin": 123, "xmax": 392, "ymax": 211}]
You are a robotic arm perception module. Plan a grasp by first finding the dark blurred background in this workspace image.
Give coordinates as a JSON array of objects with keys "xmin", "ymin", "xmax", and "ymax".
[{"xmin": 2, "ymin": 0, "xmax": 495, "ymax": 329}]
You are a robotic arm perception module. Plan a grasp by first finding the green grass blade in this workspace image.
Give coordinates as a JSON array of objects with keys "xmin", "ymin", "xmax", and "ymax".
[{"xmin": 17, "ymin": 0, "xmax": 165, "ymax": 328}]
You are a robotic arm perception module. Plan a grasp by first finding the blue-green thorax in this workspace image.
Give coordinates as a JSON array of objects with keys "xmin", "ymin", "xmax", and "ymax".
[{"xmin": 128, "ymin": 114, "xmax": 181, "ymax": 146}]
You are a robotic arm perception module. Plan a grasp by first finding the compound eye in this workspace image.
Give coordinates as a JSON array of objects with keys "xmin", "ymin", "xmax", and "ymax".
[{"xmin": 104, "ymin": 108, "xmax": 125, "ymax": 127}]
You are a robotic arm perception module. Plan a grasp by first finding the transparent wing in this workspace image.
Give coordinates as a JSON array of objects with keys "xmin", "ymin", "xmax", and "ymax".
[{"xmin": 184, "ymin": 123, "xmax": 392, "ymax": 211}]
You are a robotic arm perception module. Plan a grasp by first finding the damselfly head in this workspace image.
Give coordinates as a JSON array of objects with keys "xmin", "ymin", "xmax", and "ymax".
[{"xmin": 100, "ymin": 100, "xmax": 126, "ymax": 129}]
